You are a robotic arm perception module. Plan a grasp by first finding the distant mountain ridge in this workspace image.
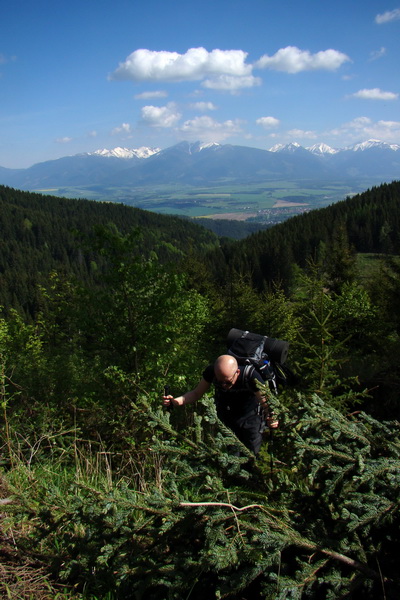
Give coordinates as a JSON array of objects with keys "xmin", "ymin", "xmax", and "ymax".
[
  {"xmin": 270, "ymin": 138, "xmax": 400, "ymax": 155},
  {"xmin": 1, "ymin": 139, "xmax": 399, "ymax": 192},
  {"xmin": 88, "ymin": 146, "xmax": 161, "ymax": 159}
]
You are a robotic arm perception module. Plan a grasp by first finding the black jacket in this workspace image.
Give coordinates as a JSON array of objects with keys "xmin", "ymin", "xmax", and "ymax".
[{"xmin": 202, "ymin": 363, "xmax": 263, "ymax": 418}]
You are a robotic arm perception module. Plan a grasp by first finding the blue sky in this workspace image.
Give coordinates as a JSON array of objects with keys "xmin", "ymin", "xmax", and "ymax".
[{"xmin": 1, "ymin": 0, "xmax": 399, "ymax": 168}]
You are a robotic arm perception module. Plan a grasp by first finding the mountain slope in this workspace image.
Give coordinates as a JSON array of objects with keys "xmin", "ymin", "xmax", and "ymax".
[
  {"xmin": 1, "ymin": 140, "xmax": 399, "ymax": 191},
  {"xmin": 0, "ymin": 185, "xmax": 219, "ymax": 315},
  {"xmin": 212, "ymin": 180, "xmax": 400, "ymax": 289}
]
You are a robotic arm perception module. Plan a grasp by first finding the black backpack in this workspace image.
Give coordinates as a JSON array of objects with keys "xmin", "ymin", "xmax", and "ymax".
[{"xmin": 226, "ymin": 328, "xmax": 295, "ymax": 391}]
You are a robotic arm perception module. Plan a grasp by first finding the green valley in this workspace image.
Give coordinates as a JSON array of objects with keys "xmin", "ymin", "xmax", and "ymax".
[{"xmin": 34, "ymin": 178, "xmax": 376, "ymax": 221}]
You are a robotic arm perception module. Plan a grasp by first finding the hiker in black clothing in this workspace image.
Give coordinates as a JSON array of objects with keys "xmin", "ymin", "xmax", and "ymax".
[{"xmin": 163, "ymin": 354, "xmax": 278, "ymax": 455}]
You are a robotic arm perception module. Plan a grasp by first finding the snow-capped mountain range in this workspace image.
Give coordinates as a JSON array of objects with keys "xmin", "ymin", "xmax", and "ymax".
[
  {"xmin": 305, "ymin": 143, "xmax": 339, "ymax": 155},
  {"xmin": 88, "ymin": 146, "xmax": 161, "ymax": 159},
  {"xmin": 348, "ymin": 139, "xmax": 400, "ymax": 152},
  {"xmin": 85, "ymin": 141, "xmax": 221, "ymax": 159},
  {"xmin": 270, "ymin": 139, "xmax": 400, "ymax": 155},
  {"xmin": 1, "ymin": 139, "xmax": 399, "ymax": 192},
  {"xmin": 87, "ymin": 139, "xmax": 400, "ymax": 160}
]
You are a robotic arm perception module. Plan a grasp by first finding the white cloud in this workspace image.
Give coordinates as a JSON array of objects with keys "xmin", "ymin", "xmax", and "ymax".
[
  {"xmin": 134, "ymin": 90, "xmax": 168, "ymax": 100},
  {"xmin": 111, "ymin": 47, "xmax": 252, "ymax": 82},
  {"xmin": 375, "ymin": 8, "xmax": 400, "ymax": 24},
  {"xmin": 179, "ymin": 115, "xmax": 243, "ymax": 142},
  {"xmin": 255, "ymin": 46, "xmax": 350, "ymax": 73},
  {"xmin": 141, "ymin": 103, "xmax": 181, "ymax": 128},
  {"xmin": 369, "ymin": 47, "xmax": 386, "ymax": 61},
  {"xmin": 55, "ymin": 137, "xmax": 72, "ymax": 144},
  {"xmin": 330, "ymin": 116, "xmax": 400, "ymax": 144},
  {"xmin": 189, "ymin": 101, "xmax": 217, "ymax": 111},
  {"xmin": 256, "ymin": 116, "xmax": 280, "ymax": 129},
  {"xmin": 377, "ymin": 119, "xmax": 400, "ymax": 129},
  {"xmin": 350, "ymin": 88, "xmax": 398, "ymax": 101},
  {"xmin": 371, "ymin": 120, "xmax": 400, "ymax": 140},
  {"xmin": 331, "ymin": 117, "xmax": 372, "ymax": 136},
  {"xmin": 88, "ymin": 130, "xmax": 97, "ymax": 137},
  {"xmin": 202, "ymin": 74, "xmax": 261, "ymax": 91},
  {"xmin": 111, "ymin": 122, "xmax": 132, "ymax": 135},
  {"xmin": 287, "ymin": 128, "xmax": 317, "ymax": 140}
]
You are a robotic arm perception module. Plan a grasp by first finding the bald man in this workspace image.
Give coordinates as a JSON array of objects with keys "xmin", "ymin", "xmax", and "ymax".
[{"xmin": 163, "ymin": 354, "xmax": 277, "ymax": 456}]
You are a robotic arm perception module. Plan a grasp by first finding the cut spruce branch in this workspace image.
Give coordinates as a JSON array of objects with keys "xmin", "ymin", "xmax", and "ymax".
[{"xmin": 178, "ymin": 500, "xmax": 385, "ymax": 582}]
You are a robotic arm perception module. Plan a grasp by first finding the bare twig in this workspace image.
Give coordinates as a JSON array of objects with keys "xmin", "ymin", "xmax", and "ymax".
[{"xmin": 179, "ymin": 501, "xmax": 264, "ymax": 511}]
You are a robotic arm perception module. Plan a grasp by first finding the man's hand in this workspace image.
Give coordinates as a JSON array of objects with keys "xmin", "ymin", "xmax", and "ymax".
[
  {"xmin": 163, "ymin": 393, "xmax": 174, "ymax": 408},
  {"xmin": 266, "ymin": 413, "xmax": 279, "ymax": 429},
  {"xmin": 163, "ymin": 385, "xmax": 174, "ymax": 410},
  {"xmin": 163, "ymin": 394, "xmax": 187, "ymax": 408},
  {"xmin": 260, "ymin": 401, "xmax": 279, "ymax": 429}
]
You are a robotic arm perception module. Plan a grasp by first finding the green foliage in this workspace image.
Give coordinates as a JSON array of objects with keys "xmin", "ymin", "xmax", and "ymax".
[
  {"xmin": 0, "ymin": 225, "xmax": 212, "ymax": 454},
  {"xmin": 1, "ymin": 181, "xmax": 400, "ymax": 599},
  {"xmin": 361, "ymin": 256, "xmax": 400, "ymax": 417},
  {"xmin": 323, "ymin": 220, "xmax": 357, "ymax": 293},
  {"xmin": 78, "ymin": 226, "xmax": 211, "ymax": 396},
  {"xmin": 277, "ymin": 394, "xmax": 400, "ymax": 595},
  {"xmin": 4, "ymin": 391, "xmax": 400, "ymax": 599},
  {"xmin": 369, "ymin": 256, "xmax": 400, "ymax": 334},
  {"xmin": 288, "ymin": 262, "xmax": 389, "ymax": 411},
  {"xmin": 0, "ymin": 308, "xmax": 49, "ymax": 447},
  {"xmin": 0, "ymin": 185, "xmax": 219, "ymax": 315}
]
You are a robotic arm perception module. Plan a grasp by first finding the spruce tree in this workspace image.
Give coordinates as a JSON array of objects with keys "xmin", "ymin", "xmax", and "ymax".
[{"xmin": 7, "ymin": 388, "xmax": 399, "ymax": 599}]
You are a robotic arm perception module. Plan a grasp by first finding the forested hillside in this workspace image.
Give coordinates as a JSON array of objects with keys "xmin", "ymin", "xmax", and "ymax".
[
  {"xmin": 0, "ymin": 181, "xmax": 399, "ymax": 599},
  {"xmin": 0, "ymin": 185, "xmax": 219, "ymax": 314},
  {"xmin": 209, "ymin": 180, "xmax": 400, "ymax": 290},
  {"xmin": 2, "ymin": 181, "xmax": 400, "ymax": 313}
]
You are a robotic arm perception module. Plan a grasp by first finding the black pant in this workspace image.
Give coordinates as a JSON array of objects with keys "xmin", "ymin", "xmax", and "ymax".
[{"xmin": 218, "ymin": 408, "xmax": 265, "ymax": 456}]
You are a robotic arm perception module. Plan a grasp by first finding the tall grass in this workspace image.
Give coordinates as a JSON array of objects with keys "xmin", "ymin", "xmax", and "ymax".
[{"xmin": 0, "ymin": 421, "xmax": 160, "ymax": 600}]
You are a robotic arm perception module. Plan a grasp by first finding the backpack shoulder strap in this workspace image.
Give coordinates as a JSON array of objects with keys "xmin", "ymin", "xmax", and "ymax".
[{"xmin": 241, "ymin": 364, "xmax": 256, "ymax": 386}]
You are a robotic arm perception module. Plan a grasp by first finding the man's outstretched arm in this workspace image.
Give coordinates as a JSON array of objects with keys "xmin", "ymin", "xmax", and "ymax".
[{"xmin": 163, "ymin": 378, "xmax": 211, "ymax": 408}]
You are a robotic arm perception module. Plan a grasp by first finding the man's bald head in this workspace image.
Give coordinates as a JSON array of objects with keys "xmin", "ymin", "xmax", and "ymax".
[{"xmin": 214, "ymin": 355, "xmax": 239, "ymax": 388}]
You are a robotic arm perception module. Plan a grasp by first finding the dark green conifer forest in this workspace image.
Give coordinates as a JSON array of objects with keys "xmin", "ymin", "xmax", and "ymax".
[{"xmin": 0, "ymin": 182, "xmax": 399, "ymax": 599}]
